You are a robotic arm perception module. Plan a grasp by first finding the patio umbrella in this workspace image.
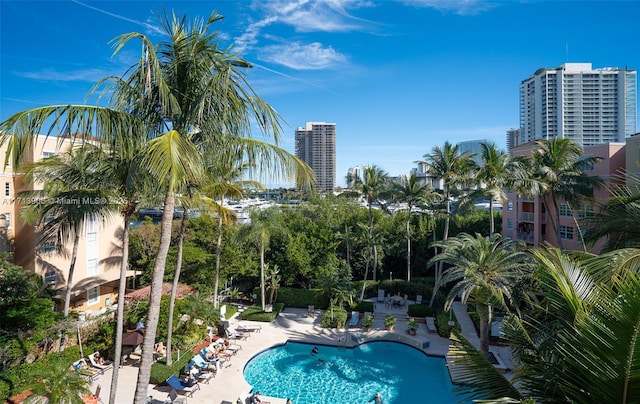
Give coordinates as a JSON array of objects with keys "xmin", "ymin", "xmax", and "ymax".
[{"xmin": 122, "ymin": 329, "xmax": 145, "ymax": 346}]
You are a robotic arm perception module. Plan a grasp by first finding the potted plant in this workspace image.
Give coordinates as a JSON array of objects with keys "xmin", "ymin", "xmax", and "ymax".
[
  {"xmin": 361, "ymin": 315, "xmax": 374, "ymax": 332},
  {"xmin": 384, "ymin": 314, "xmax": 396, "ymax": 331},
  {"xmin": 407, "ymin": 318, "xmax": 419, "ymax": 336}
]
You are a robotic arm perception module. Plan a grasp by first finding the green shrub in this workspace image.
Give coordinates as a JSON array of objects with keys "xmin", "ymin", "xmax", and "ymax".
[
  {"xmin": 407, "ymin": 304, "xmax": 435, "ymax": 317},
  {"xmin": 0, "ymin": 346, "xmax": 81, "ymax": 402},
  {"xmin": 149, "ymin": 350, "xmax": 193, "ymax": 385},
  {"xmin": 239, "ymin": 303, "xmax": 284, "ymax": 322},
  {"xmin": 222, "ymin": 304, "xmax": 237, "ymax": 319},
  {"xmin": 378, "ymin": 279, "xmax": 433, "ymax": 300},
  {"xmin": 354, "ymin": 301, "xmax": 374, "ymax": 312},
  {"xmin": 262, "ymin": 287, "xmax": 329, "ymax": 309},
  {"xmin": 320, "ymin": 307, "xmax": 347, "ymax": 328},
  {"xmin": 436, "ymin": 310, "xmax": 460, "ymax": 338}
]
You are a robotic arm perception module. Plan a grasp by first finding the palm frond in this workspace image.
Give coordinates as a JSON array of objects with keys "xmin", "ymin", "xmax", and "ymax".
[{"xmin": 448, "ymin": 331, "xmax": 522, "ymax": 401}]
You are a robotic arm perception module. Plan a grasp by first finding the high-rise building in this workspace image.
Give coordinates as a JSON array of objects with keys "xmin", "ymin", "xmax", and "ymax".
[
  {"xmin": 346, "ymin": 166, "xmax": 361, "ymax": 188},
  {"xmin": 295, "ymin": 122, "xmax": 336, "ymax": 192},
  {"xmin": 506, "ymin": 128, "xmax": 520, "ymax": 151},
  {"xmin": 519, "ymin": 63, "xmax": 637, "ymax": 145}
]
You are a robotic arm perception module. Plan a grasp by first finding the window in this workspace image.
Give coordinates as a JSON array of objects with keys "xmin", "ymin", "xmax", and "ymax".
[
  {"xmin": 4, "ymin": 213, "xmax": 10, "ymax": 228},
  {"xmin": 507, "ymin": 218, "xmax": 513, "ymax": 230},
  {"xmin": 87, "ymin": 286, "xmax": 99, "ymax": 305},
  {"xmin": 560, "ymin": 225, "xmax": 574, "ymax": 240},
  {"xmin": 44, "ymin": 271, "xmax": 57, "ymax": 285},
  {"xmin": 4, "ymin": 182, "xmax": 9, "ymax": 197},
  {"xmin": 577, "ymin": 204, "xmax": 594, "ymax": 219},
  {"xmin": 559, "ymin": 203, "xmax": 572, "ymax": 217},
  {"xmin": 43, "ymin": 242, "xmax": 57, "ymax": 254},
  {"xmin": 507, "ymin": 200, "xmax": 514, "ymax": 211},
  {"xmin": 86, "ymin": 258, "xmax": 98, "ymax": 276},
  {"xmin": 42, "ymin": 151, "xmax": 55, "ymax": 158}
]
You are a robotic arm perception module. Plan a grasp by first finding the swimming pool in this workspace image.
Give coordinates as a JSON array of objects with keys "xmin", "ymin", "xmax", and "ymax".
[{"xmin": 243, "ymin": 340, "xmax": 463, "ymax": 404}]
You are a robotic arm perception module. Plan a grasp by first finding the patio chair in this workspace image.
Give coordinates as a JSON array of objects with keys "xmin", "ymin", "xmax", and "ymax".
[
  {"xmin": 88, "ymin": 352, "xmax": 112, "ymax": 374},
  {"xmin": 377, "ymin": 289, "xmax": 385, "ymax": 303},
  {"xmin": 165, "ymin": 375, "xmax": 200, "ymax": 398},
  {"xmin": 212, "ymin": 339, "xmax": 241, "ymax": 355},
  {"xmin": 415, "ymin": 295, "xmax": 423, "ymax": 305},
  {"xmin": 236, "ymin": 323, "xmax": 262, "ymax": 333},
  {"xmin": 226, "ymin": 327, "xmax": 248, "ymax": 341},
  {"xmin": 349, "ymin": 311, "xmax": 360, "ymax": 327},
  {"xmin": 192, "ymin": 354, "xmax": 217, "ymax": 372},
  {"xmin": 404, "ymin": 294, "xmax": 409, "ymax": 308},
  {"xmin": 166, "ymin": 389, "xmax": 187, "ymax": 404},
  {"xmin": 72, "ymin": 359, "xmax": 100, "ymax": 381}
]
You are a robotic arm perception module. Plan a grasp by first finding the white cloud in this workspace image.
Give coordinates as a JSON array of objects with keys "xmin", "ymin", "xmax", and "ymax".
[
  {"xmin": 17, "ymin": 68, "xmax": 109, "ymax": 83},
  {"xmin": 235, "ymin": 0, "xmax": 376, "ymax": 54},
  {"xmin": 259, "ymin": 42, "xmax": 347, "ymax": 70},
  {"xmin": 400, "ymin": 0, "xmax": 499, "ymax": 16}
]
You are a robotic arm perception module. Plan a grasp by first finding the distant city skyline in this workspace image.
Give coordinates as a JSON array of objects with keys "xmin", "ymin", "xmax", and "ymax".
[{"xmin": 1, "ymin": 1, "xmax": 639, "ymax": 187}]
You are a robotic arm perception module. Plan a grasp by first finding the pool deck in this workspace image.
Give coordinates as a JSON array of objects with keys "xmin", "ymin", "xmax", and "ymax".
[{"xmin": 90, "ymin": 300, "xmax": 514, "ymax": 403}]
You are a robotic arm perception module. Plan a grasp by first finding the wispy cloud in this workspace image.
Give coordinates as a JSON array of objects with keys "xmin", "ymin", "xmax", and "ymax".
[
  {"xmin": 259, "ymin": 42, "xmax": 347, "ymax": 70},
  {"xmin": 251, "ymin": 62, "xmax": 342, "ymax": 94},
  {"xmin": 235, "ymin": 0, "xmax": 375, "ymax": 70},
  {"xmin": 70, "ymin": 0, "xmax": 164, "ymax": 35},
  {"xmin": 16, "ymin": 68, "xmax": 109, "ymax": 83},
  {"xmin": 400, "ymin": 0, "xmax": 499, "ymax": 16}
]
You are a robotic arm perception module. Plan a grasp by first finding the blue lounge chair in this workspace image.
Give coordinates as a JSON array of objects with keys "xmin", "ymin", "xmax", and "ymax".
[
  {"xmin": 165, "ymin": 374, "xmax": 200, "ymax": 397},
  {"xmin": 349, "ymin": 311, "xmax": 360, "ymax": 327}
]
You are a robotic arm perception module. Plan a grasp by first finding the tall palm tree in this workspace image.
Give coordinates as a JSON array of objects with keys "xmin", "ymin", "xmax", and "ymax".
[
  {"xmin": 471, "ymin": 142, "xmax": 524, "ymax": 235},
  {"xmin": 419, "ymin": 142, "xmax": 475, "ymax": 305},
  {"xmin": 19, "ymin": 146, "xmax": 117, "ymax": 318},
  {"xmin": 349, "ymin": 165, "xmax": 389, "ymax": 286},
  {"xmin": 525, "ymin": 138, "xmax": 602, "ymax": 250},
  {"xmin": 0, "ymin": 11, "xmax": 303, "ymax": 402},
  {"xmin": 430, "ymin": 232, "xmax": 531, "ymax": 358},
  {"xmin": 390, "ymin": 173, "xmax": 439, "ymax": 281}
]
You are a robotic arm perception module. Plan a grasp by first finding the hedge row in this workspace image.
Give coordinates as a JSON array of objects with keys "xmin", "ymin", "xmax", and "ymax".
[{"xmin": 149, "ymin": 350, "xmax": 193, "ymax": 385}]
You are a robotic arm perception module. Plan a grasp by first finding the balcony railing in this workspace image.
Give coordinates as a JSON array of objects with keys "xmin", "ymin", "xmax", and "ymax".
[
  {"xmin": 519, "ymin": 212, "xmax": 535, "ymax": 222},
  {"xmin": 516, "ymin": 231, "xmax": 535, "ymax": 243}
]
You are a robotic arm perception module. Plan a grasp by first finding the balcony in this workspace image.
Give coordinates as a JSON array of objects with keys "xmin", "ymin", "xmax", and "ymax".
[
  {"xmin": 516, "ymin": 230, "xmax": 535, "ymax": 244},
  {"xmin": 519, "ymin": 212, "xmax": 535, "ymax": 222}
]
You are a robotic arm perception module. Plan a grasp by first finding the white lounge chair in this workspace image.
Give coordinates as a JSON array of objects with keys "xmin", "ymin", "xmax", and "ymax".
[
  {"xmin": 226, "ymin": 327, "xmax": 248, "ymax": 341},
  {"xmin": 236, "ymin": 323, "xmax": 262, "ymax": 333},
  {"xmin": 377, "ymin": 289, "xmax": 385, "ymax": 303},
  {"xmin": 88, "ymin": 352, "xmax": 112, "ymax": 374},
  {"xmin": 416, "ymin": 295, "xmax": 423, "ymax": 305}
]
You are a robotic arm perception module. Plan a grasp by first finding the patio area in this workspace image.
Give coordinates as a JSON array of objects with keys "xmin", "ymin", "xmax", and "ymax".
[{"xmin": 89, "ymin": 299, "xmax": 513, "ymax": 403}]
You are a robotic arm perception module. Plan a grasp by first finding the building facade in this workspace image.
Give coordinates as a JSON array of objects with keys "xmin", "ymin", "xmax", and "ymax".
[
  {"xmin": 501, "ymin": 141, "xmax": 627, "ymax": 253},
  {"xmin": 519, "ymin": 63, "xmax": 637, "ymax": 145},
  {"xmin": 295, "ymin": 122, "xmax": 336, "ymax": 192},
  {"xmin": 1, "ymin": 135, "xmax": 136, "ymax": 316}
]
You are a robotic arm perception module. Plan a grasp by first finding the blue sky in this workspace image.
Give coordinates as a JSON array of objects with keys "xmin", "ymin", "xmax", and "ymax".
[{"xmin": 1, "ymin": 0, "xmax": 639, "ymax": 187}]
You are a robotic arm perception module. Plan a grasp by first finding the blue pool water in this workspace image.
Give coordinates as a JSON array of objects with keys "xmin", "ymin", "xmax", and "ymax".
[{"xmin": 243, "ymin": 341, "xmax": 463, "ymax": 404}]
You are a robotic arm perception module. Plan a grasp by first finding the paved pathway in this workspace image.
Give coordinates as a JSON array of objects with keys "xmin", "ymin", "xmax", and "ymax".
[{"xmin": 90, "ymin": 299, "xmax": 513, "ymax": 403}]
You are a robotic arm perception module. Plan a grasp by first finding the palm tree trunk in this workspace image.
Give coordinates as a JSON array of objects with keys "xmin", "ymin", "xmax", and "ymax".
[
  {"xmin": 166, "ymin": 207, "xmax": 188, "ymax": 366},
  {"xmin": 368, "ymin": 204, "xmax": 376, "ymax": 283},
  {"xmin": 260, "ymin": 234, "xmax": 266, "ymax": 311},
  {"xmin": 63, "ymin": 232, "xmax": 81, "ymax": 318},
  {"xmin": 477, "ymin": 302, "xmax": 491, "ymax": 359},
  {"xmin": 345, "ymin": 225, "xmax": 351, "ymax": 269},
  {"xmin": 546, "ymin": 192, "xmax": 564, "ymax": 250},
  {"xmin": 431, "ymin": 189, "xmax": 451, "ymax": 307},
  {"xmin": 406, "ymin": 208, "xmax": 411, "ymax": 282},
  {"xmin": 489, "ymin": 198, "xmax": 495, "ymax": 235},
  {"xmin": 359, "ymin": 250, "xmax": 371, "ymax": 302},
  {"xmin": 213, "ymin": 197, "xmax": 224, "ymax": 309},
  {"xmin": 60, "ymin": 231, "xmax": 81, "ymax": 352},
  {"xmin": 109, "ymin": 205, "xmax": 134, "ymax": 404},
  {"xmin": 134, "ymin": 190, "xmax": 175, "ymax": 404}
]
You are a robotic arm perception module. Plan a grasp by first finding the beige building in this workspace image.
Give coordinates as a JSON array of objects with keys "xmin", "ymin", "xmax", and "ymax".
[{"xmin": 1, "ymin": 135, "xmax": 136, "ymax": 316}]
